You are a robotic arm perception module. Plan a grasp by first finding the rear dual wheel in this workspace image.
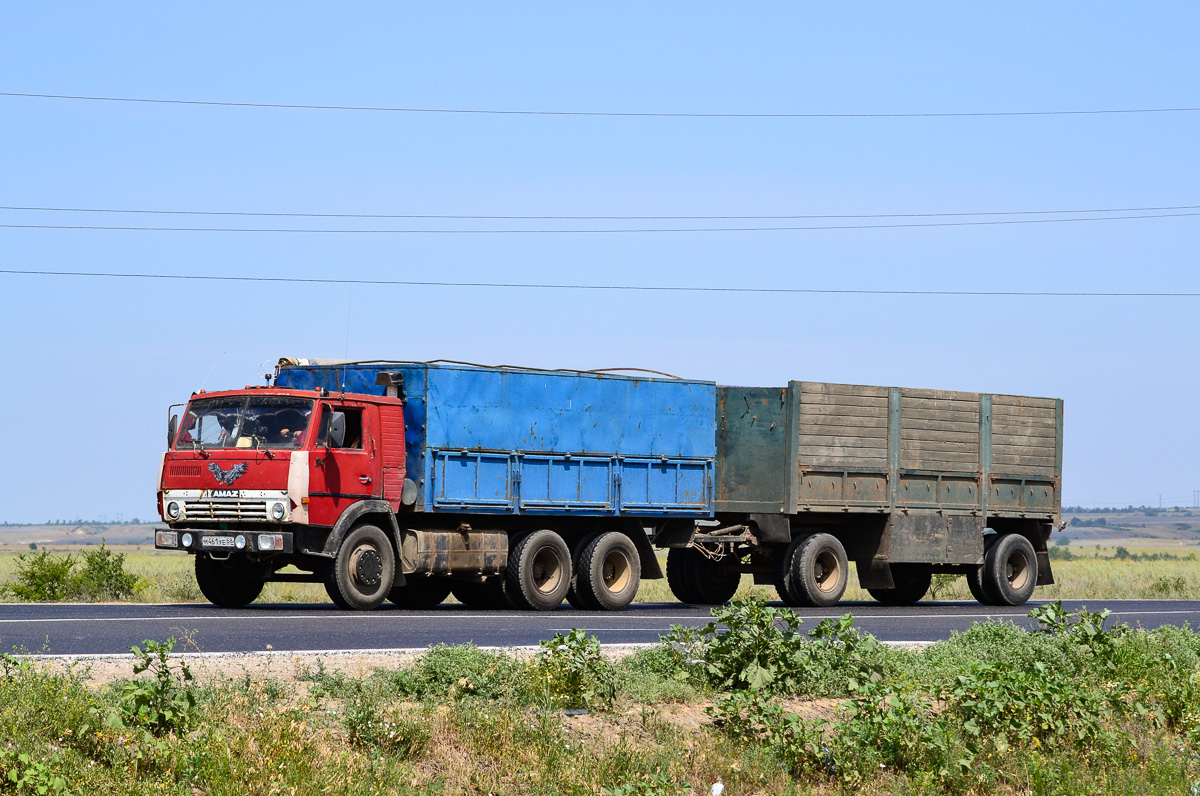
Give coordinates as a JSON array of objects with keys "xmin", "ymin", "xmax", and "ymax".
[
  {"xmin": 666, "ymin": 547, "xmax": 741, "ymax": 605},
  {"xmin": 571, "ymin": 532, "xmax": 640, "ymax": 611},
  {"xmin": 504, "ymin": 530, "xmax": 572, "ymax": 611},
  {"xmin": 867, "ymin": 564, "xmax": 933, "ymax": 606},
  {"xmin": 774, "ymin": 533, "xmax": 849, "ymax": 608}
]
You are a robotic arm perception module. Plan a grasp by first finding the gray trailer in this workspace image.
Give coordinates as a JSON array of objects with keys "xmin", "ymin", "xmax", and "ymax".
[{"xmin": 659, "ymin": 381, "xmax": 1062, "ymax": 607}]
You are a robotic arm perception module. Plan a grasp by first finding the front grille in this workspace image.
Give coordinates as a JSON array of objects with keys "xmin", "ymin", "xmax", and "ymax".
[
  {"xmin": 170, "ymin": 465, "xmax": 202, "ymax": 477},
  {"xmin": 183, "ymin": 499, "xmax": 267, "ymax": 521}
]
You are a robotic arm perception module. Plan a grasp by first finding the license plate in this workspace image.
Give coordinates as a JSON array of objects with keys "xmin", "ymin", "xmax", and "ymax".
[{"xmin": 201, "ymin": 535, "xmax": 235, "ymax": 548}]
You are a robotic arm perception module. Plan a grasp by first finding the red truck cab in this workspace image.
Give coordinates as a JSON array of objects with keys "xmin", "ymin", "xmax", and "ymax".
[{"xmin": 156, "ymin": 386, "xmax": 408, "ymax": 607}]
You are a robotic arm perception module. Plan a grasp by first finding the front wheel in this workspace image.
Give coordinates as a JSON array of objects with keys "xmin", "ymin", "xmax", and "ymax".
[
  {"xmin": 195, "ymin": 555, "xmax": 265, "ymax": 608},
  {"xmin": 324, "ymin": 523, "xmax": 395, "ymax": 610}
]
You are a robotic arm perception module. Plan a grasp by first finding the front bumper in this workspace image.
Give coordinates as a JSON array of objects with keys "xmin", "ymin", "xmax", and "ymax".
[{"xmin": 154, "ymin": 528, "xmax": 294, "ymax": 554}]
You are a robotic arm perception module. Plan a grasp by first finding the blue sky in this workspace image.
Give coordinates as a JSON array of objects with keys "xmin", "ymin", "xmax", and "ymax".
[{"xmin": 1, "ymin": 4, "xmax": 1198, "ymax": 522}]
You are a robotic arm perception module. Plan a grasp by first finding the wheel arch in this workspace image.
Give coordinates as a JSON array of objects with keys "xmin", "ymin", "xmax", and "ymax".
[{"xmin": 323, "ymin": 500, "xmax": 407, "ymax": 587}]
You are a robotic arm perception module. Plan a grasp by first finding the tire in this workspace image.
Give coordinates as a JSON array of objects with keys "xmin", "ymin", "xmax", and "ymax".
[
  {"xmin": 504, "ymin": 530, "xmax": 571, "ymax": 611},
  {"xmin": 566, "ymin": 533, "xmax": 602, "ymax": 610},
  {"xmin": 867, "ymin": 564, "xmax": 933, "ymax": 605},
  {"xmin": 195, "ymin": 555, "xmax": 265, "ymax": 608},
  {"xmin": 967, "ymin": 534, "xmax": 1000, "ymax": 605},
  {"xmin": 451, "ymin": 578, "xmax": 511, "ymax": 609},
  {"xmin": 576, "ymin": 532, "xmax": 641, "ymax": 611},
  {"xmin": 792, "ymin": 533, "xmax": 849, "ymax": 608},
  {"xmin": 772, "ymin": 538, "xmax": 806, "ymax": 607},
  {"xmin": 982, "ymin": 533, "xmax": 1038, "ymax": 606},
  {"xmin": 666, "ymin": 547, "xmax": 740, "ymax": 605},
  {"xmin": 324, "ymin": 523, "xmax": 395, "ymax": 610},
  {"xmin": 388, "ymin": 575, "xmax": 453, "ymax": 609}
]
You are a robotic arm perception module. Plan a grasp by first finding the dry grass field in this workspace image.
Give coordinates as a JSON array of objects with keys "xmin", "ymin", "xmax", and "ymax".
[
  {"xmin": 1, "ymin": 545, "xmax": 1197, "ymax": 606},
  {"xmin": 2, "ymin": 508, "xmax": 1198, "ymax": 605}
]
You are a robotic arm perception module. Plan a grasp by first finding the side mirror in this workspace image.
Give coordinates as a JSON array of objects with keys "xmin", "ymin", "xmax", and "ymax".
[
  {"xmin": 328, "ymin": 411, "xmax": 346, "ymax": 448},
  {"xmin": 168, "ymin": 414, "xmax": 178, "ymax": 449}
]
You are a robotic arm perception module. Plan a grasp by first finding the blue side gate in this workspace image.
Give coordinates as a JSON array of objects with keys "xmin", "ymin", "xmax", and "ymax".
[{"xmin": 430, "ymin": 450, "xmax": 712, "ymax": 515}]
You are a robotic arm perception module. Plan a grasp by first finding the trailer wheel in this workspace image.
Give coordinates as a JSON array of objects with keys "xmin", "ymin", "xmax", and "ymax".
[
  {"xmin": 792, "ymin": 533, "xmax": 849, "ymax": 608},
  {"xmin": 867, "ymin": 564, "xmax": 932, "ymax": 605},
  {"xmin": 576, "ymin": 532, "xmax": 641, "ymax": 611},
  {"xmin": 566, "ymin": 534, "xmax": 602, "ymax": 610},
  {"xmin": 324, "ymin": 523, "xmax": 395, "ymax": 610},
  {"xmin": 451, "ymin": 578, "xmax": 511, "ymax": 610},
  {"xmin": 982, "ymin": 533, "xmax": 1038, "ymax": 606},
  {"xmin": 772, "ymin": 538, "xmax": 806, "ymax": 606},
  {"xmin": 388, "ymin": 576, "xmax": 453, "ymax": 609},
  {"xmin": 504, "ymin": 530, "xmax": 571, "ymax": 611},
  {"xmin": 666, "ymin": 547, "xmax": 740, "ymax": 605},
  {"xmin": 967, "ymin": 534, "xmax": 1000, "ymax": 605},
  {"xmin": 195, "ymin": 555, "xmax": 265, "ymax": 608}
]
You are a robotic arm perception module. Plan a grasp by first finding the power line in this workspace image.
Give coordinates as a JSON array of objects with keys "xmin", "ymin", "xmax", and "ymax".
[
  {"xmin": 2, "ymin": 202, "xmax": 1199, "ymax": 221},
  {"xmin": 3, "ymin": 268, "xmax": 1198, "ymax": 297},
  {"xmin": 0, "ymin": 211, "xmax": 1197, "ymax": 234},
  {"xmin": 3, "ymin": 91, "xmax": 1199, "ymax": 119}
]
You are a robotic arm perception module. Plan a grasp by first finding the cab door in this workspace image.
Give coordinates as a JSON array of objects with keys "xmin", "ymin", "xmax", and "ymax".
[{"xmin": 308, "ymin": 402, "xmax": 381, "ymax": 527}]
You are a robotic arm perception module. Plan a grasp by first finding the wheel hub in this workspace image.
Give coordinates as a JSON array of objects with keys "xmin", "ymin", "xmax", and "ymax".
[
  {"xmin": 350, "ymin": 546, "xmax": 383, "ymax": 588},
  {"xmin": 602, "ymin": 550, "xmax": 632, "ymax": 592},
  {"xmin": 531, "ymin": 548, "xmax": 563, "ymax": 594}
]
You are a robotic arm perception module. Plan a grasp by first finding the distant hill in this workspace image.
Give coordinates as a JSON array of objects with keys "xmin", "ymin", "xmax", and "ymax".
[
  {"xmin": 1059, "ymin": 508, "xmax": 1200, "ymax": 546},
  {"xmin": 0, "ymin": 523, "xmax": 155, "ymax": 549}
]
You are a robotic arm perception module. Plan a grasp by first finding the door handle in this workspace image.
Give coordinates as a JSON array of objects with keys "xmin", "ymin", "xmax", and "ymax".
[{"xmin": 359, "ymin": 476, "xmax": 372, "ymax": 485}]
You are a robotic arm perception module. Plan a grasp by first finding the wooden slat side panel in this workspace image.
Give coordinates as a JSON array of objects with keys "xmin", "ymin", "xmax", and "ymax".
[
  {"xmin": 798, "ymin": 404, "xmax": 889, "ymax": 420},
  {"xmin": 901, "ymin": 397, "xmax": 981, "ymax": 411},
  {"xmin": 901, "ymin": 387, "xmax": 982, "ymax": 402},
  {"xmin": 799, "ymin": 382, "xmax": 890, "ymax": 398},
  {"xmin": 900, "ymin": 392, "xmax": 980, "ymax": 471},
  {"xmin": 994, "ymin": 439, "xmax": 1056, "ymax": 454},
  {"xmin": 902, "ymin": 418, "xmax": 980, "ymax": 434},
  {"xmin": 796, "ymin": 388, "xmax": 889, "ymax": 470},
  {"xmin": 799, "ymin": 393, "xmax": 892, "ymax": 409},
  {"xmin": 899, "ymin": 407, "xmax": 983, "ymax": 422},
  {"xmin": 993, "ymin": 395, "xmax": 1059, "ymax": 480},
  {"xmin": 992, "ymin": 394, "xmax": 1059, "ymax": 410},
  {"xmin": 992, "ymin": 427, "xmax": 1058, "ymax": 440}
]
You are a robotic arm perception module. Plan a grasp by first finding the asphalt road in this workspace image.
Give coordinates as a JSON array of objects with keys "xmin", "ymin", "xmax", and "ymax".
[{"xmin": 2, "ymin": 599, "xmax": 1199, "ymax": 656}]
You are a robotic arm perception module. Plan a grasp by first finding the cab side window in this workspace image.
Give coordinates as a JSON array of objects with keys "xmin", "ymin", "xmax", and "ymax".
[{"xmin": 317, "ymin": 406, "xmax": 364, "ymax": 449}]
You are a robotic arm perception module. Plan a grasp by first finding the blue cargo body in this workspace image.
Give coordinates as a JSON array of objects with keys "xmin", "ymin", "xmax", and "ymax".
[{"xmin": 276, "ymin": 361, "xmax": 717, "ymax": 517}]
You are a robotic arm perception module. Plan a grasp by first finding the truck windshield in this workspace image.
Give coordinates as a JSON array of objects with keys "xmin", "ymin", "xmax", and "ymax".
[{"xmin": 175, "ymin": 396, "xmax": 315, "ymax": 450}]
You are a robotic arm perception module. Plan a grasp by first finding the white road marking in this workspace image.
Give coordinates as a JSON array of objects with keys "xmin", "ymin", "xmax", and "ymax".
[{"xmin": 1, "ymin": 607, "xmax": 1198, "ymax": 625}]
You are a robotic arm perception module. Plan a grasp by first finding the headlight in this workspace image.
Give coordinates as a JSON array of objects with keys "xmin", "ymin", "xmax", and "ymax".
[
  {"xmin": 166, "ymin": 501, "xmax": 181, "ymax": 519},
  {"xmin": 258, "ymin": 533, "xmax": 284, "ymax": 551},
  {"xmin": 155, "ymin": 530, "xmax": 179, "ymax": 548},
  {"xmin": 180, "ymin": 532, "xmax": 193, "ymax": 548},
  {"xmin": 235, "ymin": 534, "xmax": 247, "ymax": 550},
  {"xmin": 270, "ymin": 502, "xmax": 286, "ymax": 521}
]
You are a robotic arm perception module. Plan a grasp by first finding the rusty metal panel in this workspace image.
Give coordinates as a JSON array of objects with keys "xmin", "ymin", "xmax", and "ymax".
[
  {"xmin": 883, "ymin": 512, "xmax": 984, "ymax": 564},
  {"xmin": 714, "ymin": 386, "xmax": 789, "ymax": 512},
  {"xmin": 400, "ymin": 529, "xmax": 507, "ymax": 575}
]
